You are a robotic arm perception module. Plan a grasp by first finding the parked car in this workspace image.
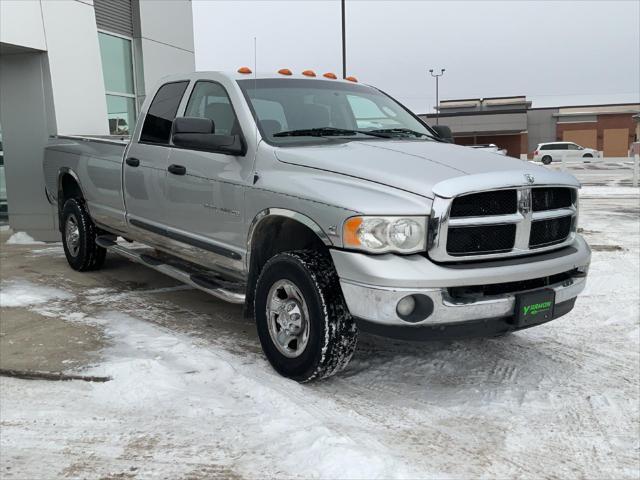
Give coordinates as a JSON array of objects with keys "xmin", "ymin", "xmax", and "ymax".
[
  {"xmin": 469, "ymin": 144, "xmax": 507, "ymax": 155},
  {"xmin": 43, "ymin": 71, "xmax": 591, "ymax": 382},
  {"xmin": 533, "ymin": 142, "xmax": 599, "ymax": 164}
]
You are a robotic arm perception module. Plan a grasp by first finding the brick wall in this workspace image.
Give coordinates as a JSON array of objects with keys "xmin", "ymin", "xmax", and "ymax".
[{"xmin": 556, "ymin": 113, "xmax": 636, "ymax": 155}]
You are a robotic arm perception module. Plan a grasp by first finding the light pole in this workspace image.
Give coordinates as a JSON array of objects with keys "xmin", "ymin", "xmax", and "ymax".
[
  {"xmin": 429, "ymin": 68, "xmax": 445, "ymax": 124},
  {"xmin": 341, "ymin": 0, "xmax": 346, "ymax": 78}
]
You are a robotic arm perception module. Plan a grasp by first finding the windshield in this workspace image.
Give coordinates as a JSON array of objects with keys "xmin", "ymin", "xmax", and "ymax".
[{"xmin": 237, "ymin": 78, "xmax": 436, "ymax": 145}]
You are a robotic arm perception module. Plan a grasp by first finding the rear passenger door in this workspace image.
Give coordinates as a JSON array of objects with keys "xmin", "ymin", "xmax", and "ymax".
[
  {"xmin": 551, "ymin": 143, "xmax": 568, "ymax": 161},
  {"xmin": 163, "ymin": 80, "xmax": 248, "ymax": 271},
  {"xmin": 124, "ymin": 81, "xmax": 188, "ymax": 239}
]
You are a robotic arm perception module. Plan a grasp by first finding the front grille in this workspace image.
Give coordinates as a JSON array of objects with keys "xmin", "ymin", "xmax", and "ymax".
[
  {"xmin": 450, "ymin": 190, "xmax": 517, "ymax": 217},
  {"xmin": 447, "ymin": 224, "xmax": 516, "ymax": 256},
  {"xmin": 529, "ymin": 216, "xmax": 572, "ymax": 248},
  {"xmin": 532, "ymin": 188, "xmax": 573, "ymax": 212},
  {"xmin": 429, "ymin": 184, "xmax": 578, "ymax": 262}
]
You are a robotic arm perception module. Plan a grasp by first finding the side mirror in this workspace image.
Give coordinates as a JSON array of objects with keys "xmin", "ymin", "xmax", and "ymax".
[
  {"xmin": 171, "ymin": 117, "xmax": 246, "ymax": 156},
  {"xmin": 431, "ymin": 125, "xmax": 453, "ymax": 143}
]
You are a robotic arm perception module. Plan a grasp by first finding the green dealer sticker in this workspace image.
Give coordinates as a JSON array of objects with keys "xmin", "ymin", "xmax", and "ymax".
[{"xmin": 516, "ymin": 289, "xmax": 555, "ymax": 325}]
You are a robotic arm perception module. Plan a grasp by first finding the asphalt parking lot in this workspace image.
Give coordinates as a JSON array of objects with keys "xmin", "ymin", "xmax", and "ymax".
[{"xmin": 1, "ymin": 182, "xmax": 638, "ymax": 479}]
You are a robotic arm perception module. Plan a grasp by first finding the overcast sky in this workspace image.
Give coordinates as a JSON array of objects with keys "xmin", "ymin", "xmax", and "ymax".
[{"xmin": 192, "ymin": 0, "xmax": 640, "ymax": 113}]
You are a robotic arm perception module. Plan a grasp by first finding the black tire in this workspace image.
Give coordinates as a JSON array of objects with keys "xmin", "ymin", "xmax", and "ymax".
[
  {"xmin": 541, "ymin": 155, "xmax": 552, "ymax": 165},
  {"xmin": 254, "ymin": 250, "xmax": 358, "ymax": 382},
  {"xmin": 61, "ymin": 198, "xmax": 106, "ymax": 271}
]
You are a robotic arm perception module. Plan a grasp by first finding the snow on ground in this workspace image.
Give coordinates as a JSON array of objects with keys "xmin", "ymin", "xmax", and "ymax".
[
  {"xmin": 0, "ymin": 279, "xmax": 74, "ymax": 308},
  {"xmin": 1, "ymin": 190, "xmax": 639, "ymax": 479},
  {"xmin": 4, "ymin": 231, "xmax": 45, "ymax": 245}
]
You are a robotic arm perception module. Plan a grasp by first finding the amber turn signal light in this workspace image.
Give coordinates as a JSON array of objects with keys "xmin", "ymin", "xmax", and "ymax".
[{"xmin": 343, "ymin": 217, "xmax": 363, "ymax": 247}]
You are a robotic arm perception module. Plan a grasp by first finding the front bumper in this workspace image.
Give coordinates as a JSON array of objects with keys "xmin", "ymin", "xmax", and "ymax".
[{"xmin": 331, "ymin": 235, "xmax": 591, "ymax": 331}]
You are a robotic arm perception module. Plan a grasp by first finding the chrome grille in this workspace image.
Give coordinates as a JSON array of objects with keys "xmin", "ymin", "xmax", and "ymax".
[{"xmin": 429, "ymin": 186, "xmax": 578, "ymax": 262}]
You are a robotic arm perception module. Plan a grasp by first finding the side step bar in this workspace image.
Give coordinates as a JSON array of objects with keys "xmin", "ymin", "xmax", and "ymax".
[{"xmin": 96, "ymin": 236, "xmax": 245, "ymax": 304}]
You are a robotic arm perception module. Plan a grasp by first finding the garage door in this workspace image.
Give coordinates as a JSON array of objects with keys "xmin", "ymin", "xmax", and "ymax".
[
  {"xmin": 563, "ymin": 129, "xmax": 597, "ymax": 149},
  {"xmin": 603, "ymin": 128, "xmax": 629, "ymax": 157}
]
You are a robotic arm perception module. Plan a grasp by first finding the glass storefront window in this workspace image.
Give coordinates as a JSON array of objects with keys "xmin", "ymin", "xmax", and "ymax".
[
  {"xmin": 98, "ymin": 32, "xmax": 136, "ymax": 135},
  {"xmin": 98, "ymin": 32, "xmax": 134, "ymax": 95},
  {"xmin": 106, "ymin": 95, "xmax": 136, "ymax": 136}
]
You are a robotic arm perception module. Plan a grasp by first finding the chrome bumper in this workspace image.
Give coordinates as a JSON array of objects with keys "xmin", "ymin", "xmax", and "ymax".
[
  {"xmin": 332, "ymin": 236, "xmax": 591, "ymax": 327},
  {"xmin": 340, "ymin": 274, "xmax": 586, "ymax": 326}
]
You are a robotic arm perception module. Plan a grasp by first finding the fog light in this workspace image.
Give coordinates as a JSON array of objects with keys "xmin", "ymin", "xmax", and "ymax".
[
  {"xmin": 396, "ymin": 294, "xmax": 435, "ymax": 323},
  {"xmin": 396, "ymin": 295, "xmax": 416, "ymax": 317}
]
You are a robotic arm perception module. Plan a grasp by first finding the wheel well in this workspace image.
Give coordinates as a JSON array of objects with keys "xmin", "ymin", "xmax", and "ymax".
[
  {"xmin": 244, "ymin": 216, "xmax": 329, "ymax": 318},
  {"xmin": 58, "ymin": 173, "xmax": 84, "ymax": 230}
]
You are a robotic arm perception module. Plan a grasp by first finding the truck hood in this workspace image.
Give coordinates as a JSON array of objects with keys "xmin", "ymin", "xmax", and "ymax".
[{"xmin": 274, "ymin": 140, "xmax": 577, "ymax": 198}]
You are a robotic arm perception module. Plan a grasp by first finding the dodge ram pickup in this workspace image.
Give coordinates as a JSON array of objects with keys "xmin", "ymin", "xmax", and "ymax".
[{"xmin": 43, "ymin": 70, "xmax": 591, "ymax": 381}]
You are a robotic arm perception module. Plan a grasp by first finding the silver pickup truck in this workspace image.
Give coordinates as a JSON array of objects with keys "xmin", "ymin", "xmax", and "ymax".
[{"xmin": 43, "ymin": 71, "xmax": 591, "ymax": 381}]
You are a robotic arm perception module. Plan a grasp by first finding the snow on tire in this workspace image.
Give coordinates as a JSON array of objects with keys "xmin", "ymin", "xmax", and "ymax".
[
  {"xmin": 254, "ymin": 250, "xmax": 358, "ymax": 382},
  {"xmin": 61, "ymin": 198, "xmax": 106, "ymax": 272}
]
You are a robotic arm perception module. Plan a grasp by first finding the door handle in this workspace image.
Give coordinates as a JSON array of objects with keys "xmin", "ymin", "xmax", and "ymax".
[
  {"xmin": 126, "ymin": 157, "xmax": 140, "ymax": 167},
  {"xmin": 168, "ymin": 164, "xmax": 186, "ymax": 175}
]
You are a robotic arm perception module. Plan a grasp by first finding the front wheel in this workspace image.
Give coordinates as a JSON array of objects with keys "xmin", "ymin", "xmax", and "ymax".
[{"xmin": 254, "ymin": 250, "xmax": 358, "ymax": 382}]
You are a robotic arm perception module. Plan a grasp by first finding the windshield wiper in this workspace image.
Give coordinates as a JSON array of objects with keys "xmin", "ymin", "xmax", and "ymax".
[
  {"xmin": 273, "ymin": 127, "xmax": 391, "ymax": 138},
  {"xmin": 369, "ymin": 128, "xmax": 441, "ymax": 141}
]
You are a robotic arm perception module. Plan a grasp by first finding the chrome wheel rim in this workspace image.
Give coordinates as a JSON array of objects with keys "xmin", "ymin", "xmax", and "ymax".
[
  {"xmin": 64, "ymin": 214, "xmax": 80, "ymax": 257},
  {"xmin": 266, "ymin": 279, "xmax": 310, "ymax": 358}
]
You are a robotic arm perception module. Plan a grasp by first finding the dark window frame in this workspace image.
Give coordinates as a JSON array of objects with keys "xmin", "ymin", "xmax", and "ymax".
[{"xmin": 138, "ymin": 80, "xmax": 190, "ymax": 146}]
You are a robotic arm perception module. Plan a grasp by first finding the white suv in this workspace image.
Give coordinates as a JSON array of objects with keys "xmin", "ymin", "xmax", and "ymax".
[{"xmin": 533, "ymin": 142, "xmax": 599, "ymax": 164}]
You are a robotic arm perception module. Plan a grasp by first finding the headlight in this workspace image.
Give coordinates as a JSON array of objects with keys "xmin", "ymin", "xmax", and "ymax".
[{"xmin": 343, "ymin": 216, "xmax": 427, "ymax": 254}]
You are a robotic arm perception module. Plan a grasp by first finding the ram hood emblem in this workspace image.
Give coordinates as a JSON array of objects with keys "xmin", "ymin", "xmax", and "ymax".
[{"xmin": 524, "ymin": 173, "xmax": 535, "ymax": 184}]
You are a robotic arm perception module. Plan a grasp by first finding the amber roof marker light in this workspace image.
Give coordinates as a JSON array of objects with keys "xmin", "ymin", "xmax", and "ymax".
[
  {"xmin": 323, "ymin": 72, "xmax": 337, "ymax": 79},
  {"xmin": 302, "ymin": 70, "xmax": 316, "ymax": 77},
  {"xmin": 345, "ymin": 76, "xmax": 358, "ymax": 83},
  {"xmin": 237, "ymin": 66, "xmax": 252, "ymax": 74},
  {"xmin": 278, "ymin": 68, "xmax": 292, "ymax": 75}
]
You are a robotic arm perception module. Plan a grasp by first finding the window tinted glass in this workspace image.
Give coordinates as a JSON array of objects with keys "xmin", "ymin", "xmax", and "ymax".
[
  {"xmin": 567, "ymin": 143, "xmax": 580, "ymax": 150},
  {"xmin": 184, "ymin": 81, "xmax": 240, "ymax": 136},
  {"xmin": 555, "ymin": 143, "xmax": 568, "ymax": 150},
  {"xmin": 140, "ymin": 81, "xmax": 189, "ymax": 144}
]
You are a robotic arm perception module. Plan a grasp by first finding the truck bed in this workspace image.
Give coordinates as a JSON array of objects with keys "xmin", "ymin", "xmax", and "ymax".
[{"xmin": 43, "ymin": 135, "xmax": 128, "ymax": 233}]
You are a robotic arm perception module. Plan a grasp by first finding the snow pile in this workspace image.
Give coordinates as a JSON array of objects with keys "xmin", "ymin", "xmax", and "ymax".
[
  {"xmin": 5, "ymin": 231, "xmax": 45, "ymax": 245},
  {"xmin": 0, "ymin": 280, "xmax": 74, "ymax": 308}
]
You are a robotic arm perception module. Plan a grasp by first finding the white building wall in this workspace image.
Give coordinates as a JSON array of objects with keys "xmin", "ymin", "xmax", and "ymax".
[
  {"xmin": 136, "ymin": 0, "xmax": 195, "ymax": 95},
  {"xmin": 40, "ymin": 0, "xmax": 109, "ymax": 135},
  {"xmin": 0, "ymin": 0, "xmax": 47, "ymax": 51}
]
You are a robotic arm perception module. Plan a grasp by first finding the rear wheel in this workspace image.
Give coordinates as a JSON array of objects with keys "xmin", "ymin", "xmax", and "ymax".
[
  {"xmin": 254, "ymin": 250, "xmax": 358, "ymax": 382},
  {"xmin": 541, "ymin": 155, "xmax": 552, "ymax": 165},
  {"xmin": 61, "ymin": 198, "xmax": 106, "ymax": 271}
]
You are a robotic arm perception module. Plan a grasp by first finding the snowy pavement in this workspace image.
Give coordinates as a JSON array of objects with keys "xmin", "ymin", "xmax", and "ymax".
[{"xmin": 1, "ymin": 188, "xmax": 638, "ymax": 479}]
